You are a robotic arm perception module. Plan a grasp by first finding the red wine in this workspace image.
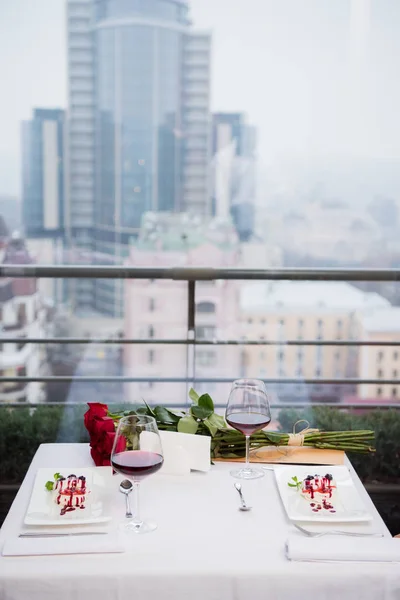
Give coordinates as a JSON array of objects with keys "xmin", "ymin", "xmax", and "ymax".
[
  {"xmin": 112, "ymin": 450, "xmax": 164, "ymax": 479},
  {"xmin": 226, "ymin": 412, "xmax": 271, "ymax": 436}
]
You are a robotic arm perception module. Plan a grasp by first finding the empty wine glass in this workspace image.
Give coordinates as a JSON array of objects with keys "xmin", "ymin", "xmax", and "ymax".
[
  {"xmin": 111, "ymin": 415, "xmax": 163, "ymax": 534},
  {"xmin": 226, "ymin": 379, "xmax": 271, "ymax": 480}
]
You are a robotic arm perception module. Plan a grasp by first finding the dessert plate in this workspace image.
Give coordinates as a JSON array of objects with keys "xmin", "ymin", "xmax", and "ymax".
[
  {"xmin": 24, "ymin": 467, "xmax": 113, "ymax": 526},
  {"xmin": 274, "ymin": 465, "xmax": 372, "ymax": 523}
]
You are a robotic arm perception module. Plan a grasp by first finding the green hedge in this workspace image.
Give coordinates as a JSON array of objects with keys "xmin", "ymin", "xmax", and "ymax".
[
  {"xmin": 0, "ymin": 406, "xmax": 89, "ymax": 484},
  {"xmin": 278, "ymin": 407, "xmax": 400, "ymax": 484}
]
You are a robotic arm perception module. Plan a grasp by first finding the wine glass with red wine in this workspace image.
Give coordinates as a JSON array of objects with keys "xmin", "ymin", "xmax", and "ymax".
[
  {"xmin": 226, "ymin": 379, "xmax": 271, "ymax": 480},
  {"xmin": 111, "ymin": 414, "xmax": 164, "ymax": 534}
]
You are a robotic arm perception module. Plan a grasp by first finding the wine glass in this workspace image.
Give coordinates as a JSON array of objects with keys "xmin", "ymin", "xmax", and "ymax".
[
  {"xmin": 225, "ymin": 379, "xmax": 271, "ymax": 480},
  {"xmin": 111, "ymin": 415, "xmax": 163, "ymax": 534}
]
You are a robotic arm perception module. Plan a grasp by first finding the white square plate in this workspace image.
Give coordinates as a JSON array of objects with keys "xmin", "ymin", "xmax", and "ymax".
[
  {"xmin": 24, "ymin": 467, "xmax": 113, "ymax": 526},
  {"xmin": 275, "ymin": 465, "xmax": 372, "ymax": 523}
]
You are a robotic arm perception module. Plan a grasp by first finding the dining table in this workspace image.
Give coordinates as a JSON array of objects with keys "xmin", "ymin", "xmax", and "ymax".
[{"xmin": 0, "ymin": 442, "xmax": 400, "ymax": 600}]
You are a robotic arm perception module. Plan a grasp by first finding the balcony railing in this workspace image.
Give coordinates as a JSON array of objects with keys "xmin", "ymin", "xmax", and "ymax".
[{"xmin": 0, "ymin": 265, "xmax": 398, "ymax": 408}]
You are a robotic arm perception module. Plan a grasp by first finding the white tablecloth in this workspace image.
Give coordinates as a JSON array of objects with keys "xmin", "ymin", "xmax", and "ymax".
[{"xmin": 0, "ymin": 443, "xmax": 399, "ymax": 600}]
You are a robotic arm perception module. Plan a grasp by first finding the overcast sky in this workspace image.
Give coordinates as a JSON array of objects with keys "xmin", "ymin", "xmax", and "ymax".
[{"xmin": 1, "ymin": 0, "xmax": 400, "ymax": 197}]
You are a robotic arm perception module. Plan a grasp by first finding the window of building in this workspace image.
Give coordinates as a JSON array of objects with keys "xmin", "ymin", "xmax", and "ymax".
[
  {"xmin": 394, "ymin": 352, "xmax": 398, "ymax": 361},
  {"xmin": 259, "ymin": 351, "xmax": 265, "ymax": 361},
  {"xmin": 378, "ymin": 369, "xmax": 383, "ymax": 378},
  {"xmin": 149, "ymin": 298, "xmax": 155, "ymax": 312},
  {"xmin": 196, "ymin": 301, "xmax": 215, "ymax": 314},
  {"xmin": 17, "ymin": 304, "xmax": 27, "ymax": 327},
  {"xmin": 148, "ymin": 325, "xmax": 154, "ymax": 338},
  {"xmin": 394, "ymin": 370, "xmax": 398, "ymax": 379},
  {"xmin": 17, "ymin": 337, "xmax": 26, "ymax": 351},
  {"xmin": 195, "ymin": 325, "xmax": 216, "ymax": 340},
  {"xmin": 298, "ymin": 319, "xmax": 304, "ymax": 328},
  {"xmin": 279, "ymin": 319, "xmax": 285, "ymax": 327},
  {"xmin": 196, "ymin": 350, "xmax": 216, "ymax": 367},
  {"xmin": 148, "ymin": 349, "xmax": 154, "ymax": 364},
  {"xmin": 377, "ymin": 351, "xmax": 384, "ymax": 362},
  {"xmin": 261, "ymin": 319, "xmax": 266, "ymax": 325},
  {"xmin": 392, "ymin": 388, "xmax": 397, "ymax": 398},
  {"xmin": 247, "ymin": 318, "xmax": 253, "ymax": 324},
  {"xmin": 277, "ymin": 350, "xmax": 285, "ymax": 362},
  {"xmin": 377, "ymin": 387, "xmax": 382, "ymax": 397},
  {"xmin": 315, "ymin": 368, "xmax": 321, "ymax": 377}
]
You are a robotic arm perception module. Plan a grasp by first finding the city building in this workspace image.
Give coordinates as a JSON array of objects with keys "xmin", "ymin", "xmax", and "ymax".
[
  {"xmin": 0, "ymin": 231, "xmax": 52, "ymax": 403},
  {"xmin": 212, "ymin": 113, "xmax": 257, "ymax": 242},
  {"xmin": 66, "ymin": 0, "xmax": 212, "ymax": 316},
  {"xmin": 239, "ymin": 281, "xmax": 389, "ymax": 403},
  {"xmin": 358, "ymin": 307, "xmax": 400, "ymax": 400},
  {"xmin": 124, "ymin": 212, "xmax": 240, "ymax": 406},
  {"xmin": 21, "ymin": 108, "xmax": 65, "ymax": 238}
]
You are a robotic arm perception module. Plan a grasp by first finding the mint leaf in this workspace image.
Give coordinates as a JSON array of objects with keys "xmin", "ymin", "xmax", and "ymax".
[
  {"xmin": 53, "ymin": 472, "xmax": 62, "ymax": 480},
  {"xmin": 287, "ymin": 483, "xmax": 298, "ymax": 488},
  {"xmin": 45, "ymin": 481, "xmax": 54, "ymax": 491}
]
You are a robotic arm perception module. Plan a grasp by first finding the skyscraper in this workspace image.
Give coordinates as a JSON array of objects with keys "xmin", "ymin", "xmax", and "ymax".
[
  {"xmin": 67, "ymin": 0, "xmax": 212, "ymax": 315},
  {"xmin": 22, "ymin": 109, "xmax": 65, "ymax": 238},
  {"xmin": 212, "ymin": 113, "xmax": 257, "ymax": 242}
]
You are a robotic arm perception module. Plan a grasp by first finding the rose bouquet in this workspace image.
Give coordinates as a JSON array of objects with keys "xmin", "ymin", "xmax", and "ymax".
[{"xmin": 84, "ymin": 390, "xmax": 375, "ymax": 466}]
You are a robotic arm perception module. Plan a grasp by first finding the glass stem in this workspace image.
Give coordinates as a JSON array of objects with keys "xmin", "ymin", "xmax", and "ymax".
[
  {"xmin": 132, "ymin": 482, "xmax": 142, "ymax": 526},
  {"xmin": 245, "ymin": 435, "xmax": 250, "ymax": 470}
]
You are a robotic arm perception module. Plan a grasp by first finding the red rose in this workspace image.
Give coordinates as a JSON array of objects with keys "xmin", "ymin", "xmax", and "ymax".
[
  {"xmin": 84, "ymin": 403, "xmax": 109, "ymax": 435},
  {"xmin": 91, "ymin": 416, "xmax": 115, "ymax": 440}
]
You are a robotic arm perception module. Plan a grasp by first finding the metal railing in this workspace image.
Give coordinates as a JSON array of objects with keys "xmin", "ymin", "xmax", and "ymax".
[{"xmin": 0, "ymin": 264, "xmax": 400, "ymax": 404}]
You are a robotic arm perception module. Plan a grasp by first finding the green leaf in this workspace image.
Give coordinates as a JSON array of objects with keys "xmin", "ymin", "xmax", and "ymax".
[
  {"xmin": 287, "ymin": 483, "xmax": 298, "ymax": 488},
  {"xmin": 292, "ymin": 476, "xmax": 298, "ymax": 482},
  {"xmin": 142, "ymin": 399, "xmax": 156, "ymax": 418},
  {"xmin": 204, "ymin": 418, "xmax": 218, "ymax": 437},
  {"xmin": 189, "ymin": 388, "xmax": 200, "ymax": 404},
  {"xmin": 178, "ymin": 416, "xmax": 199, "ymax": 435},
  {"xmin": 154, "ymin": 406, "xmax": 179, "ymax": 424},
  {"xmin": 191, "ymin": 405, "xmax": 213, "ymax": 420},
  {"xmin": 206, "ymin": 412, "xmax": 226, "ymax": 430},
  {"xmin": 53, "ymin": 472, "xmax": 62, "ymax": 480},
  {"xmin": 198, "ymin": 393, "xmax": 214, "ymax": 412},
  {"xmin": 45, "ymin": 480, "xmax": 54, "ymax": 491}
]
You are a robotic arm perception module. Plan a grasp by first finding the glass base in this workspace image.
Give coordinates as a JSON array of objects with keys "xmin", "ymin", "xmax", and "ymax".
[
  {"xmin": 120, "ymin": 520, "xmax": 157, "ymax": 534},
  {"xmin": 230, "ymin": 466, "xmax": 265, "ymax": 480}
]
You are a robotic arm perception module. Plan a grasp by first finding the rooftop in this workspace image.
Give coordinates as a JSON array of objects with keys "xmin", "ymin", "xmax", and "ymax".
[
  {"xmin": 361, "ymin": 307, "xmax": 400, "ymax": 333},
  {"xmin": 240, "ymin": 281, "xmax": 390, "ymax": 314}
]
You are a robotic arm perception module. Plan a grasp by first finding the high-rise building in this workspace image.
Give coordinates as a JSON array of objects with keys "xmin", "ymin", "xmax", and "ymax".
[
  {"xmin": 22, "ymin": 109, "xmax": 65, "ymax": 238},
  {"xmin": 212, "ymin": 113, "xmax": 256, "ymax": 242},
  {"xmin": 66, "ymin": 0, "xmax": 212, "ymax": 316}
]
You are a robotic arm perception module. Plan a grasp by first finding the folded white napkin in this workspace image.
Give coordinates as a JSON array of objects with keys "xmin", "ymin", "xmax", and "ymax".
[
  {"xmin": 286, "ymin": 535, "xmax": 400, "ymax": 563},
  {"xmin": 2, "ymin": 533, "xmax": 125, "ymax": 557}
]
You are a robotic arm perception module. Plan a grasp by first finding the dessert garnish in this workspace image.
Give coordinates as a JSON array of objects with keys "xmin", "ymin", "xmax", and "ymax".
[{"xmin": 45, "ymin": 472, "xmax": 88, "ymax": 516}]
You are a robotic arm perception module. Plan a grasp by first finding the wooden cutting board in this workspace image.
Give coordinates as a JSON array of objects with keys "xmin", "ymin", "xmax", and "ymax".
[{"xmin": 215, "ymin": 446, "xmax": 345, "ymax": 465}]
